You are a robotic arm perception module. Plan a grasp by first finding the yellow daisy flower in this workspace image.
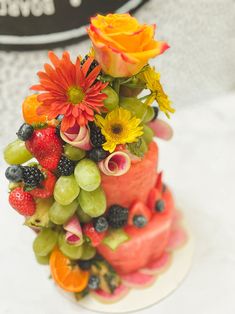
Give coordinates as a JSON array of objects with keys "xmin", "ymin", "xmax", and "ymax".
[
  {"xmin": 138, "ymin": 66, "xmax": 175, "ymax": 118},
  {"xmin": 95, "ymin": 108, "xmax": 143, "ymax": 153}
]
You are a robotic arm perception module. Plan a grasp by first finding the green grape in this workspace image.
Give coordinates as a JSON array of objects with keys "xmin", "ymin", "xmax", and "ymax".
[
  {"xmin": 78, "ymin": 187, "xmax": 106, "ymax": 217},
  {"xmin": 74, "ymin": 159, "xmax": 101, "ymax": 192},
  {"xmin": 54, "ymin": 175, "xmax": 80, "ymax": 206},
  {"xmin": 142, "ymin": 106, "xmax": 154, "ymax": 123},
  {"xmin": 25, "ymin": 198, "xmax": 53, "ymax": 228},
  {"xmin": 33, "ymin": 228, "xmax": 58, "ymax": 257},
  {"xmin": 35, "ymin": 254, "xmax": 50, "ymax": 265},
  {"xmin": 49, "ymin": 200, "xmax": 78, "ymax": 225},
  {"xmin": 4, "ymin": 139, "xmax": 32, "ymax": 165},
  {"xmin": 102, "ymin": 86, "xmax": 119, "ymax": 111},
  {"xmin": 80, "ymin": 242, "xmax": 96, "ymax": 260},
  {"xmin": 58, "ymin": 233, "xmax": 83, "ymax": 260},
  {"xmin": 64, "ymin": 144, "xmax": 86, "ymax": 161},
  {"xmin": 142, "ymin": 125, "xmax": 154, "ymax": 144},
  {"xmin": 76, "ymin": 205, "xmax": 92, "ymax": 223}
]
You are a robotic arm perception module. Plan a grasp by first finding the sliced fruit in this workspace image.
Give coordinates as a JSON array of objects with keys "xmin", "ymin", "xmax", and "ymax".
[
  {"xmin": 25, "ymin": 197, "xmax": 53, "ymax": 228},
  {"xmin": 102, "ymin": 229, "xmax": 129, "ymax": 251},
  {"xmin": 128, "ymin": 201, "xmax": 152, "ymax": 227},
  {"xmin": 4, "ymin": 139, "xmax": 32, "ymax": 165},
  {"xmin": 91, "ymin": 284, "xmax": 129, "ymax": 304},
  {"xmin": 140, "ymin": 252, "xmax": 171, "ymax": 275},
  {"xmin": 83, "ymin": 223, "xmax": 106, "ymax": 247},
  {"xmin": 147, "ymin": 188, "xmax": 162, "ymax": 212},
  {"xmin": 121, "ymin": 271, "xmax": 155, "ymax": 288},
  {"xmin": 50, "ymin": 248, "xmax": 89, "ymax": 292}
]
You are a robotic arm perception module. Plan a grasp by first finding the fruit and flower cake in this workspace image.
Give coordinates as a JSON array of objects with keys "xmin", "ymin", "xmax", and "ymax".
[{"xmin": 4, "ymin": 13, "xmax": 186, "ymax": 303}]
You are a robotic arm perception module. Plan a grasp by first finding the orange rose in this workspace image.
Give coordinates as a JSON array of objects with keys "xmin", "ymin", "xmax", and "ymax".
[{"xmin": 87, "ymin": 13, "xmax": 169, "ymax": 78}]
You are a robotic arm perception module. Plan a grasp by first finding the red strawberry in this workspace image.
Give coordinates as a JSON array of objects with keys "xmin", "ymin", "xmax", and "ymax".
[
  {"xmin": 29, "ymin": 169, "xmax": 56, "ymax": 198},
  {"xmin": 9, "ymin": 187, "xmax": 36, "ymax": 216},
  {"xmin": 25, "ymin": 127, "xmax": 62, "ymax": 171},
  {"xmin": 83, "ymin": 223, "xmax": 106, "ymax": 247}
]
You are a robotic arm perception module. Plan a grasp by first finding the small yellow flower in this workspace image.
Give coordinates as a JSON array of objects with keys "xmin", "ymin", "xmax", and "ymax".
[
  {"xmin": 138, "ymin": 66, "xmax": 175, "ymax": 118},
  {"xmin": 95, "ymin": 108, "xmax": 143, "ymax": 153}
]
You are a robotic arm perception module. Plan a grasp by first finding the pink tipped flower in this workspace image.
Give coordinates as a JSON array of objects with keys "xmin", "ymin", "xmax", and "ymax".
[
  {"xmin": 99, "ymin": 151, "xmax": 131, "ymax": 176},
  {"xmin": 60, "ymin": 124, "xmax": 92, "ymax": 151}
]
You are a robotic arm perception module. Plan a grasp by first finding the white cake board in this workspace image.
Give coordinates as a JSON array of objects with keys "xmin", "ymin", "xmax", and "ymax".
[{"xmin": 57, "ymin": 216, "xmax": 194, "ymax": 313}]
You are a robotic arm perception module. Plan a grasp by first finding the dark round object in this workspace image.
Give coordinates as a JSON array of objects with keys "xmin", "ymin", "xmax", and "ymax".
[
  {"xmin": 87, "ymin": 147, "xmax": 108, "ymax": 162},
  {"xmin": 106, "ymin": 205, "xmax": 129, "ymax": 229},
  {"xmin": 57, "ymin": 156, "xmax": 75, "ymax": 176},
  {"xmin": 90, "ymin": 124, "xmax": 106, "ymax": 148},
  {"xmin": 155, "ymin": 200, "xmax": 165, "ymax": 213},
  {"xmin": 151, "ymin": 107, "xmax": 159, "ymax": 121},
  {"xmin": 22, "ymin": 166, "xmax": 44, "ymax": 187},
  {"xmin": 5, "ymin": 165, "xmax": 23, "ymax": 182},
  {"xmin": 88, "ymin": 275, "xmax": 100, "ymax": 290},
  {"xmin": 94, "ymin": 216, "xmax": 109, "ymax": 233},
  {"xmin": 133, "ymin": 215, "xmax": 147, "ymax": 228},
  {"xmin": 16, "ymin": 123, "xmax": 34, "ymax": 141},
  {"xmin": 81, "ymin": 55, "xmax": 100, "ymax": 76},
  {"xmin": 78, "ymin": 260, "xmax": 92, "ymax": 271},
  {"xmin": 55, "ymin": 124, "xmax": 61, "ymax": 138}
]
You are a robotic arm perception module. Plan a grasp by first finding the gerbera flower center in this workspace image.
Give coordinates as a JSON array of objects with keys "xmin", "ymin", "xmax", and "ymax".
[
  {"xmin": 67, "ymin": 86, "xmax": 85, "ymax": 105},
  {"xmin": 111, "ymin": 123, "xmax": 123, "ymax": 135}
]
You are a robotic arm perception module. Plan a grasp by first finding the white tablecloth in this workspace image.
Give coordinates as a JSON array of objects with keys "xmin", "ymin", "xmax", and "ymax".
[{"xmin": 0, "ymin": 92, "xmax": 234, "ymax": 314}]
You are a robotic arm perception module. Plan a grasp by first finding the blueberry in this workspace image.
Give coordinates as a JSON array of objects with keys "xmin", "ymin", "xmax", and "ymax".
[
  {"xmin": 5, "ymin": 165, "xmax": 23, "ymax": 182},
  {"xmin": 155, "ymin": 200, "xmax": 165, "ymax": 212},
  {"xmin": 16, "ymin": 123, "xmax": 34, "ymax": 141},
  {"xmin": 133, "ymin": 215, "xmax": 147, "ymax": 228},
  {"xmin": 88, "ymin": 275, "xmax": 100, "ymax": 290},
  {"xmin": 94, "ymin": 216, "xmax": 109, "ymax": 233},
  {"xmin": 151, "ymin": 107, "xmax": 159, "ymax": 121},
  {"xmin": 78, "ymin": 260, "xmax": 92, "ymax": 270},
  {"xmin": 87, "ymin": 147, "xmax": 108, "ymax": 162}
]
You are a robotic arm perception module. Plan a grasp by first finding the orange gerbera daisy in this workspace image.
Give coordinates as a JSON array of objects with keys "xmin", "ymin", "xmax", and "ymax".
[{"xmin": 31, "ymin": 51, "xmax": 107, "ymax": 132}]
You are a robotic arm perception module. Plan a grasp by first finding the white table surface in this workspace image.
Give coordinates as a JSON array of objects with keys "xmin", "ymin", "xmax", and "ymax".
[{"xmin": 0, "ymin": 92, "xmax": 235, "ymax": 314}]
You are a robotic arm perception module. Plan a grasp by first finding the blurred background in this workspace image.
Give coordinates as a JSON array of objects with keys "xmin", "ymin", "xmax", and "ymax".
[{"xmin": 0, "ymin": 1, "xmax": 235, "ymax": 313}]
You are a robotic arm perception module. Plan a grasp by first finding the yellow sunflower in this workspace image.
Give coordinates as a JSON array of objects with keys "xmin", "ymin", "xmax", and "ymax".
[
  {"xmin": 138, "ymin": 66, "xmax": 175, "ymax": 118},
  {"xmin": 95, "ymin": 108, "xmax": 143, "ymax": 153}
]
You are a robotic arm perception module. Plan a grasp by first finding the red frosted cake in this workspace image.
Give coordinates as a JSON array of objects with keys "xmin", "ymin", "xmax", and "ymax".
[{"xmin": 4, "ymin": 13, "xmax": 186, "ymax": 305}]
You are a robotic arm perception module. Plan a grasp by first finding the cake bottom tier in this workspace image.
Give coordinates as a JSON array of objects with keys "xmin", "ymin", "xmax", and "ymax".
[{"xmin": 97, "ymin": 188, "xmax": 175, "ymax": 275}]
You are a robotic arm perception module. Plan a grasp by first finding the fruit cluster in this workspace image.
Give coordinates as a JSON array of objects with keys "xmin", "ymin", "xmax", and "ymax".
[{"xmin": 4, "ymin": 12, "xmax": 173, "ymax": 301}]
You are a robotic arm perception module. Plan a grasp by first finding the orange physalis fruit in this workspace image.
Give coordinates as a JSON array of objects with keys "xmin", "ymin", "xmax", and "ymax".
[
  {"xmin": 49, "ymin": 248, "xmax": 89, "ymax": 293},
  {"xmin": 22, "ymin": 94, "xmax": 56, "ymax": 126}
]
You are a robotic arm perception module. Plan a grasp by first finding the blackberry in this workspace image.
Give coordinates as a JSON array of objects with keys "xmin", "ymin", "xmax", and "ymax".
[
  {"xmin": 5, "ymin": 165, "xmax": 23, "ymax": 182},
  {"xmin": 155, "ymin": 200, "xmax": 165, "ymax": 213},
  {"xmin": 57, "ymin": 156, "xmax": 75, "ymax": 176},
  {"xmin": 88, "ymin": 275, "xmax": 100, "ymax": 290},
  {"xmin": 90, "ymin": 124, "xmax": 106, "ymax": 147},
  {"xmin": 78, "ymin": 260, "xmax": 92, "ymax": 270},
  {"xmin": 94, "ymin": 216, "xmax": 109, "ymax": 233},
  {"xmin": 151, "ymin": 107, "xmax": 159, "ymax": 121},
  {"xmin": 106, "ymin": 205, "xmax": 129, "ymax": 229},
  {"xmin": 16, "ymin": 123, "xmax": 34, "ymax": 141},
  {"xmin": 87, "ymin": 147, "xmax": 108, "ymax": 162},
  {"xmin": 133, "ymin": 215, "xmax": 147, "ymax": 228},
  {"xmin": 81, "ymin": 55, "xmax": 100, "ymax": 76},
  {"xmin": 22, "ymin": 166, "xmax": 44, "ymax": 187}
]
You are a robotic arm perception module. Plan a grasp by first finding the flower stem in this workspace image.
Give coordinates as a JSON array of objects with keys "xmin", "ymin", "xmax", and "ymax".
[
  {"xmin": 138, "ymin": 93, "xmax": 152, "ymax": 101},
  {"xmin": 113, "ymin": 79, "xmax": 120, "ymax": 94}
]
